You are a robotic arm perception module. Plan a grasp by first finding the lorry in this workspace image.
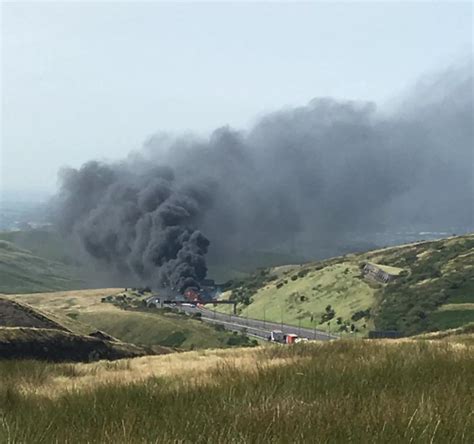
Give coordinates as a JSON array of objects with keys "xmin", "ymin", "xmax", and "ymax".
[
  {"xmin": 269, "ymin": 330, "xmax": 300, "ymax": 344},
  {"xmin": 285, "ymin": 333, "xmax": 298, "ymax": 344},
  {"xmin": 270, "ymin": 330, "xmax": 285, "ymax": 343}
]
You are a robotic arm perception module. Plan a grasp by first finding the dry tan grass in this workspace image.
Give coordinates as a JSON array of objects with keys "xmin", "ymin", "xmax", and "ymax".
[
  {"xmin": 2, "ymin": 289, "xmax": 124, "ymax": 334},
  {"xmin": 416, "ymin": 249, "xmax": 433, "ymax": 259},
  {"xmin": 3, "ymin": 288, "xmax": 123, "ymax": 313},
  {"xmin": 412, "ymin": 322, "xmax": 474, "ymax": 342},
  {"xmin": 453, "ymin": 250, "xmax": 474, "ymax": 260},
  {"xmin": 3, "ymin": 339, "xmax": 472, "ymax": 443},
  {"xmin": 19, "ymin": 339, "xmax": 472, "ymax": 399},
  {"xmin": 19, "ymin": 346, "xmax": 299, "ymax": 398},
  {"xmin": 438, "ymin": 303, "xmax": 474, "ymax": 311}
]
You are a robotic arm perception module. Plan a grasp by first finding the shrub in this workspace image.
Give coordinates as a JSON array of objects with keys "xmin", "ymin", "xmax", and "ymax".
[
  {"xmin": 321, "ymin": 305, "xmax": 335, "ymax": 323},
  {"xmin": 161, "ymin": 331, "xmax": 187, "ymax": 347},
  {"xmin": 297, "ymin": 269, "xmax": 309, "ymax": 278},
  {"xmin": 351, "ymin": 309, "xmax": 371, "ymax": 322},
  {"xmin": 226, "ymin": 333, "xmax": 256, "ymax": 347}
]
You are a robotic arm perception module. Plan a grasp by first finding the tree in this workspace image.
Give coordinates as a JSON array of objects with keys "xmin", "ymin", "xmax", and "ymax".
[{"xmin": 321, "ymin": 305, "xmax": 336, "ymax": 323}]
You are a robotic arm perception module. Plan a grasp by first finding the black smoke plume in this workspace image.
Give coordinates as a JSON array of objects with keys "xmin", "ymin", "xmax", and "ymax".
[
  {"xmin": 56, "ymin": 163, "xmax": 211, "ymax": 291},
  {"xmin": 55, "ymin": 62, "xmax": 473, "ymax": 287}
]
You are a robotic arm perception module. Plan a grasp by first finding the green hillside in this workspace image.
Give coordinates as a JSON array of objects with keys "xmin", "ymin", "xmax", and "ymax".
[
  {"xmin": 77, "ymin": 309, "xmax": 245, "ymax": 349},
  {"xmin": 0, "ymin": 230, "xmax": 73, "ymax": 264},
  {"xmin": 220, "ymin": 234, "xmax": 474, "ymax": 336},
  {"xmin": 0, "ymin": 240, "xmax": 83, "ymax": 294}
]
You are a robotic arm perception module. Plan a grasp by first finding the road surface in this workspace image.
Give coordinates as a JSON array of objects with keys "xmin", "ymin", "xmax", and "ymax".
[{"xmin": 177, "ymin": 304, "xmax": 337, "ymax": 341}]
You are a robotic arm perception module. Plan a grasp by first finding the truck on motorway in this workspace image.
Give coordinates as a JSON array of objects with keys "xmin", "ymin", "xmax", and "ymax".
[
  {"xmin": 270, "ymin": 330, "xmax": 285, "ymax": 343},
  {"xmin": 269, "ymin": 330, "xmax": 300, "ymax": 344}
]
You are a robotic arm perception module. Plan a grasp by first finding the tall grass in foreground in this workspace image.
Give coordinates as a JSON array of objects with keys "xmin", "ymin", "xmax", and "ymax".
[{"xmin": 0, "ymin": 341, "xmax": 473, "ymax": 443}]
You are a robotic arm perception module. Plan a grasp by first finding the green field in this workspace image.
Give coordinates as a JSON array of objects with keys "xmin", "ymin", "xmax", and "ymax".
[
  {"xmin": 0, "ymin": 340, "xmax": 472, "ymax": 443},
  {"xmin": 222, "ymin": 234, "xmax": 474, "ymax": 336}
]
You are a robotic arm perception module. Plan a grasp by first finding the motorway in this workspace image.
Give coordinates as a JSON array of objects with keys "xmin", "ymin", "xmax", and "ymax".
[{"xmin": 176, "ymin": 304, "xmax": 338, "ymax": 341}]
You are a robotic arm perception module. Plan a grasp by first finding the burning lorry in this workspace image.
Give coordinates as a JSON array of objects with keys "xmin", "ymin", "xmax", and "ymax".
[{"xmin": 183, "ymin": 279, "xmax": 217, "ymax": 303}]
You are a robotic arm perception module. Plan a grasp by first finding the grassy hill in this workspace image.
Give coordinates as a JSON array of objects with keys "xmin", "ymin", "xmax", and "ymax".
[
  {"xmin": 0, "ymin": 240, "xmax": 83, "ymax": 294},
  {"xmin": 0, "ymin": 230, "xmax": 73, "ymax": 264},
  {"xmin": 220, "ymin": 234, "xmax": 474, "ymax": 336},
  {"xmin": 4, "ymin": 289, "xmax": 255, "ymax": 350}
]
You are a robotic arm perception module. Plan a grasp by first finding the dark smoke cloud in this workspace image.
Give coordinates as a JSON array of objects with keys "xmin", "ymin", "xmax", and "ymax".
[
  {"xmin": 56, "ymin": 163, "xmax": 211, "ymax": 290},
  {"xmin": 55, "ymin": 63, "xmax": 473, "ymax": 287}
]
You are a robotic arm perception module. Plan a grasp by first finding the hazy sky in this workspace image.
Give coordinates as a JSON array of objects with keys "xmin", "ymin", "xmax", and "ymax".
[{"xmin": 1, "ymin": 1, "xmax": 472, "ymax": 196}]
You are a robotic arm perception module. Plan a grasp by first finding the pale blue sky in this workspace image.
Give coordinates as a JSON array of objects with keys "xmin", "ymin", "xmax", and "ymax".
[{"xmin": 1, "ymin": 1, "xmax": 472, "ymax": 195}]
